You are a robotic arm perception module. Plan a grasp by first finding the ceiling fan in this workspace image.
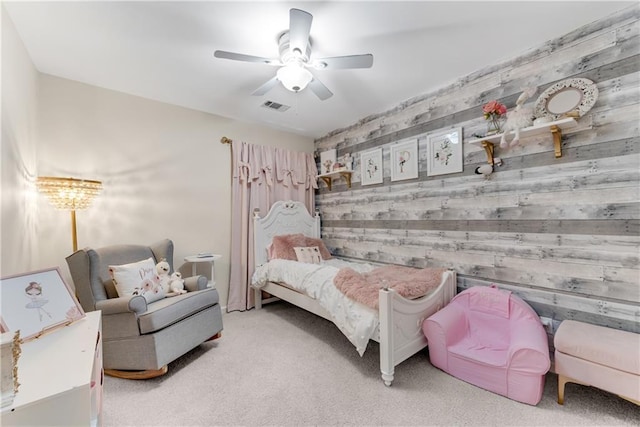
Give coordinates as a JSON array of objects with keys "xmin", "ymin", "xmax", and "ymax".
[{"xmin": 213, "ymin": 8, "xmax": 373, "ymax": 101}]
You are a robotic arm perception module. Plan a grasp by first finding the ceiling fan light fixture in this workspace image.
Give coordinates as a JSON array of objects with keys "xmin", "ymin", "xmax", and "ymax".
[
  {"xmin": 277, "ymin": 63, "xmax": 313, "ymax": 92},
  {"xmin": 213, "ymin": 8, "xmax": 368, "ymax": 100}
]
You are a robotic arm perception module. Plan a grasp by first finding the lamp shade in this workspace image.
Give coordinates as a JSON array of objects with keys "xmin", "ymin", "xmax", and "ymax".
[
  {"xmin": 36, "ymin": 177, "xmax": 102, "ymax": 210},
  {"xmin": 277, "ymin": 63, "xmax": 313, "ymax": 92}
]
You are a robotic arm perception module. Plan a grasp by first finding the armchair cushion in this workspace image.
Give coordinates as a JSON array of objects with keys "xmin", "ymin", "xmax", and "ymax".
[{"xmin": 138, "ymin": 287, "xmax": 219, "ymax": 334}]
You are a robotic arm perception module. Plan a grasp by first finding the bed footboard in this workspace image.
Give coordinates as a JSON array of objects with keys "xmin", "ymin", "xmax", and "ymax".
[{"xmin": 378, "ymin": 269, "xmax": 457, "ymax": 386}]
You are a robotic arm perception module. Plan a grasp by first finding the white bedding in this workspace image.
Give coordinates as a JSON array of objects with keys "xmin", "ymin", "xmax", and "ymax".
[{"xmin": 251, "ymin": 258, "xmax": 379, "ymax": 356}]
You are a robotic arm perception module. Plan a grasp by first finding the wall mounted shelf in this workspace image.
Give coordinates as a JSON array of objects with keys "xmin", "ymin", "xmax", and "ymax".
[
  {"xmin": 318, "ymin": 170, "xmax": 352, "ymax": 191},
  {"xmin": 467, "ymin": 118, "xmax": 578, "ymax": 165}
]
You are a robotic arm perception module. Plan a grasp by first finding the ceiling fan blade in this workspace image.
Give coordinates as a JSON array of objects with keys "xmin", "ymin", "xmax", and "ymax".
[
  {"xmin": 313, "ymin": 54, "xmax": 374, "ymax": 70},
  {"xmin": 308, "ymin": 77, "xmax": 333, "ymax": 101},
  {"xmin": 251, "ymin": 76, "xmax": 279, "ymax": 96},
  {"xmin": 214, "ymin": 50, "xmax": 280, "ymax": 65},
  {"xmin": 289, "ymin": 9, "xmax": 312, "ymax": 56}
]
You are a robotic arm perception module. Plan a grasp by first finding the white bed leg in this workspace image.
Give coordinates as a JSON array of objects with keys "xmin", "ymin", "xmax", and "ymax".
[
  {"xmin": 379, "ymin": 288, "xmax": 395, "ymax": 386},
  {"xmin": 255, "ymin": 288, "xmax": 262, "ymax": 309}
]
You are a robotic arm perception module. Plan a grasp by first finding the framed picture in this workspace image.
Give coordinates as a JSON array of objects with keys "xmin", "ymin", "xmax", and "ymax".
[
  {"xmin": 360, "ymin": 148, "xmax": 383, "ymax": 186},
  {"xmin": 0, "ymin": 268, "xmax": 85, "ymax": 342},
  {"xmin": 319, "ymin": 149, "xmax": 337, "ymax": 175},
  {"xmin": 390, "ymin": 139, "xmax": 419, "ymax": 181},
  {"xmin": 427, "ymin": 127, "xmax": 463, "ymax": 176}
]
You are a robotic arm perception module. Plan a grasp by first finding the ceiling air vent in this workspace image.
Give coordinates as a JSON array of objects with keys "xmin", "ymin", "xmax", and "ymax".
[{"xmin": 261, "ymin": 100, "xmax": 290, "ymax": 112}]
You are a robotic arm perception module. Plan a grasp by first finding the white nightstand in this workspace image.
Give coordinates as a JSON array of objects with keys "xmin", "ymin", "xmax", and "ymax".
[{"xmin": 183, "ymin": 254, "xmax": 221, "ymax": 288}]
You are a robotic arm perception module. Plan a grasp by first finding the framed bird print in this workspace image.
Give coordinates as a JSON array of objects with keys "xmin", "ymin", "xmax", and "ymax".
[
  {"xmin": 360, "ymin": 148, "xmax": 383, "ymax": 186},
  {"xmin": 427, "ymin": 127, "xmax": 463, "ymax": 176},
  {"xmin": 390, "ymin": 139, "xmax": 419, "ymax": 181}
]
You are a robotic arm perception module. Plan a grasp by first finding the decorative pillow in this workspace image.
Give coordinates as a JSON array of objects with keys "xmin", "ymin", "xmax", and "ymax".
[
  {"xmin": 269, "ymin": 233, "xmax": 332, "ymax": 261},
  {"xmin": 269, "ymin": 234, "xmax": 308, "ymax": 260},
  {"xmin": 294, "ymin": 246, "xmax": 323, "ymax": 264},
  {"xmin": 108, "ymin": 257, "xmax": 165, "ymax": 303},
  {"xmin": 304, "ymin": 236, "xmax": 332, "ymax": 260}
]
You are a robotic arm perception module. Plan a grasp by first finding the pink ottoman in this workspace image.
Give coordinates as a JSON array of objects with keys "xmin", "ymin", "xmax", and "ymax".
[{"xmin": 554, "ymin": 320, "xmax": 640, "ymax": 405}]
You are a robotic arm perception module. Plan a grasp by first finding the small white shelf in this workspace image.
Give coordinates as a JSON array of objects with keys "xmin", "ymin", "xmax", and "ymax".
[
  {"xmin": 318, "ymin": 170, "xmax": 352, "ymax": 190},
  {"xmin": 467, "ymin": 117, "xmax": 578, "ymax": 164}
]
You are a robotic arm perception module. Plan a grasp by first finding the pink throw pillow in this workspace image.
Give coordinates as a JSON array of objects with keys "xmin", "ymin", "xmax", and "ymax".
[
  {"xmin": 270, "ymin": 234, "xmax": 308, "ymax": 260},
  {"xmin": 304, "ymin": 236, "xmax": 332, "ymax": 260},
  {"xmin": 269, "ymin": 234, "xmax": 332, "ymax": 261}
]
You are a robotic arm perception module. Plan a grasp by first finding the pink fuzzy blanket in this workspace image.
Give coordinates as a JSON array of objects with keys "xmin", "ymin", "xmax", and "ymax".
[{"xmin": 333, "ymin": 265, "xmax": 447, "ymax": 309}]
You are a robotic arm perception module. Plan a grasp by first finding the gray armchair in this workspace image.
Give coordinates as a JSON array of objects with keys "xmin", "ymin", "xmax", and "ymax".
[{"xmin": 66, "ymin": 239, "xmax": 223, "ymax": 379}]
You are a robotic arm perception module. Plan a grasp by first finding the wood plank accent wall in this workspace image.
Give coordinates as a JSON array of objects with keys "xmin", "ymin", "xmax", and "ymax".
[{"xmin": 314, "ymin": 6, "xmax": 640, "ymax": 337}]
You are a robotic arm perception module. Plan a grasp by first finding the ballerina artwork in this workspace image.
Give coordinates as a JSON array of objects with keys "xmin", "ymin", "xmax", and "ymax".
[
  {"xmin": 24, "ymin": 282, "xmax": 52, "ymax": 322},
  {"xmin": 1, "ymin": 268, "xmax": 85, "ymax": 341}
]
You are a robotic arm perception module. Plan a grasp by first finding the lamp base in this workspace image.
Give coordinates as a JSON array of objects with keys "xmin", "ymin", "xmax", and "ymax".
[{"xmin": 71, "ymin": 210, "xmax": 78, "ymax": 252}]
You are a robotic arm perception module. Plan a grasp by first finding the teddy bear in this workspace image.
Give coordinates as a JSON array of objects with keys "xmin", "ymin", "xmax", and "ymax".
[
  {"xmin": 155, "ymin": 259, "xmax": 172, "ymax": 294},
  {"xmin": 168, "ymin": 272, "xmax": 186, "ymax": 295},
  {"xmin": 499, "ymin": 86, "xmax": 537, "ymax": 149}
]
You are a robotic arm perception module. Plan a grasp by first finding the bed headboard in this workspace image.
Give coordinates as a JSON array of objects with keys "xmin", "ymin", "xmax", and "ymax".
[{"xmin": 253, "ymin": 200, "xmax": 321, "ymax": 267}]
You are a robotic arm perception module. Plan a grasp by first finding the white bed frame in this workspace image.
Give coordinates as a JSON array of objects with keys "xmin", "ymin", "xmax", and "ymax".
[{"xmin": 253, "ymin": 200, "xmax": 457, "ymax": 386}]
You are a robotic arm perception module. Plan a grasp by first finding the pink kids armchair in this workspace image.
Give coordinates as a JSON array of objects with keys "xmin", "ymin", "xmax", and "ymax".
[{"xmin": 423, "ymin": 285, "xmax": 550, "ymax": 405}]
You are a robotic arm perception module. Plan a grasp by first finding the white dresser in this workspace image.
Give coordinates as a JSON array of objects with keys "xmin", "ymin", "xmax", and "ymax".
[{"xmin": 1, "ymin": 311, "xmax": 103, "ymax": 426}]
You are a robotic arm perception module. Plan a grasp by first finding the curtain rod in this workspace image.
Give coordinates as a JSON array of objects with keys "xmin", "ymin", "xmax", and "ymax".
[{"xmin": 220, "ymin": 136, "xmax": 232, "ymax": 145}]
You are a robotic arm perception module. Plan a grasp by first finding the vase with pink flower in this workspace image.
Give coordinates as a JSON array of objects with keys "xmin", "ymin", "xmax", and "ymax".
[{"xmin": 483, "ymin": 100, "xmax": 507, "ymax": 136}]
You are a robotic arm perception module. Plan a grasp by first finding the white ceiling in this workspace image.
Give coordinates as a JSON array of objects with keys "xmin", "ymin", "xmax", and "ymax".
[{"xmin": 4, "ymin": 1, "xmax": 633, "ymax": 139}]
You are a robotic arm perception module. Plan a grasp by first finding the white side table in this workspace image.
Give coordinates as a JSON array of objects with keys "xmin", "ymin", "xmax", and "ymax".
[{"xmin": 183, "ymin": 254, "xmax": 221, "ymax": 288}]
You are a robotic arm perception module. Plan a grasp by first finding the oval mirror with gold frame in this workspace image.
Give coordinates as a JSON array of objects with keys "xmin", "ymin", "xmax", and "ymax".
[{"xmin": 534, "ymin": 78, "xmax": 598, "ymax": 120}]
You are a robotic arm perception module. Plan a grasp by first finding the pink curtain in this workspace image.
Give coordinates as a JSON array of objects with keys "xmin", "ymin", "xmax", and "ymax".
[{"xmin": 227, "ymin": 141, "xmax": 317, "ymax": 312}]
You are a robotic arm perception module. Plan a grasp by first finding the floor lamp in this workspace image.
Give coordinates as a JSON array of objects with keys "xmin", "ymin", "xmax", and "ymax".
[{"xmin": 36, "ymin": 177, "xmax": 103, "ymax": 252}]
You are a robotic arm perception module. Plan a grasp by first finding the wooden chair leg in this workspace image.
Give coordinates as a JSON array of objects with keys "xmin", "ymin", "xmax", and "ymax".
[
  {"xmin": 207, "ymin": 332, "xmax": 222, "ymax": 341},
  {"xmin": 104, "ymin": 365, "xmax": 168, "ymax": 380},
  {"xmin": 618, "ymin": 395, "xmax": 640, "ymax": 406},
  {"xmin": 557, "ymin": 374, "xmax": 568, "ymax": 405},
  {"xmin": 558, "ymin": 373, "xmax": 638, "ymax": 406}
]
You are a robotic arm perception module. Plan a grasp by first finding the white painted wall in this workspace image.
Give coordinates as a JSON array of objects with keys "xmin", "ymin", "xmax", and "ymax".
[
  {"xmin": 1, "ymin": 6, "xmax": 40, "ymax": 276},
  {"xmin": 2, "ymin": 5, "xmax": 313, "ymax": 307},
  {"xmin": 35, "ymin": 75, "xmax": 313, "ymax": 308}
]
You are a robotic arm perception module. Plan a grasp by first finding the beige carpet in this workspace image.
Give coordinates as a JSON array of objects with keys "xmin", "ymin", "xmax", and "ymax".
[{"xmin": 103, "ymin": 302, "xmax": 639, "ymax": 426}]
